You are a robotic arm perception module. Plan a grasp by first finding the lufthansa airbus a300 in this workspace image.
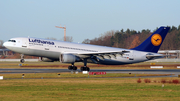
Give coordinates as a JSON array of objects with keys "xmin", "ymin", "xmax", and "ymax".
[{"xmin": 3, "ymin": 26, "xmax": 170, "ymax": 71}]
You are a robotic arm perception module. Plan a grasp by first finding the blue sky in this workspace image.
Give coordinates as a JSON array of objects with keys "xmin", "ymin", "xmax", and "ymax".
[{"xmin": 0, "ymin": 0, "xmax": 180, "ymax": 43}]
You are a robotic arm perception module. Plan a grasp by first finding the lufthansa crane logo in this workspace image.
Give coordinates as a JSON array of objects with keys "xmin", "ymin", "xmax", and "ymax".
[{"xmin": 151, "ymin": 34, "xmax": 162, "ymax": 46}]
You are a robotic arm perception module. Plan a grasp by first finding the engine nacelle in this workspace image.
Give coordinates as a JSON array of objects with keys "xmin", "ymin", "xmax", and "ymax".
[
  {"xmin": 60, "ymin": 54, "xmax": 81, "ymax": 63},
  {"xmin": 40, "ymin": 57, "xmax": 55, "ymax": 62}
]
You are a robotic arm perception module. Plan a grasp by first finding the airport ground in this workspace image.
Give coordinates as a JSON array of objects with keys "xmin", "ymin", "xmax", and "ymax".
[
  {"xmin": 0, "ymin": 61, "xmax": 180, "ymax": 100},
  {"xmin": 1, "ymin": 61, "xmax": 180, "ymax": 69}
]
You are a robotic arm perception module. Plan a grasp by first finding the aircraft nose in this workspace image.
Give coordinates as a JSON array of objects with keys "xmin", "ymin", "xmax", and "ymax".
[{"xmin": 3, "ymin": 42, "xmax": 9, "ymax": 47}]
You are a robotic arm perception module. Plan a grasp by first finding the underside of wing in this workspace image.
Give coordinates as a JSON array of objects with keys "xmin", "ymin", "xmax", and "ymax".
[{"xmin": 63, "ymin": 50, "xmax": 130, "ymax": 60}]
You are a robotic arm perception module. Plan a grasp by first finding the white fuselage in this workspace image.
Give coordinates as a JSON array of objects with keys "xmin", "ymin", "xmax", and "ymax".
[{"xmin": 3, "ymin": 37, "xmax": 159, "ymax": 65}]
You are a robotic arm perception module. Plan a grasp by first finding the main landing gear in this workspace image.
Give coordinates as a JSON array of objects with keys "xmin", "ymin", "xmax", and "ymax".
[
  {"xmin": 68, "ymin": 65, "xmax": 90, "ymax": 71},
  {"xmin": 68, "ymin": 58, "xmax": 90, "ymax": 71},
  {"xmin": 80, "ymin": 66, "xmax": 90, "ymax": 71},
  {"xmin": 68, "ymin": 63, "xmax": 77, "ymax": 71},
  {"xmin": 80, "ymin": 58, "xmax": 90, "ymax": 71}
]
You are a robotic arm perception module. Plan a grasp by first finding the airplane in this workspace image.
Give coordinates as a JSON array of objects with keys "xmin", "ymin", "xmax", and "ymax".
[{"xmin": 3, "ymin": 26, "xmax": 170, "ymax": 71}]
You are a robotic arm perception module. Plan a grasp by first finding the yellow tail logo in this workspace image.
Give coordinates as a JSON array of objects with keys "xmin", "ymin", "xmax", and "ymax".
[{"xmin": 151, "ymin": 34, "xmax": 162, "ymax": 46}]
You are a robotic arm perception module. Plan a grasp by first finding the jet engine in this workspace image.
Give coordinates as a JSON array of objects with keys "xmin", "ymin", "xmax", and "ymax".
[
  {"xmin": 60, "ymin": 54, "xmax": 81, "ymax": 63},
  {"xmin": 40, "ymin": 57, "xmax": 56, "ymax": 62}
]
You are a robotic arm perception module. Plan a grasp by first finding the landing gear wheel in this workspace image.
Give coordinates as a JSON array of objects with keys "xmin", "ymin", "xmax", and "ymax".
[
  {"xmin": 73, "ymin": 66, "xmax": 77, "ymax": 70},
  {"xmin": 81, "ymin": 67, "xmax": 90, "ymax": 71},
  {"xmin": 87, "ymin": 67, "xmax": 90, "ymax": 71},
  {"xmin": 20, "ymin": 59, "xmax": 25, "ymax": 63},
  {"xmin": 81, "ymin": 58, "xmax": 90, "ymax": 72},
  {"xmin": 80, "ymin": 67, "xmax": 84, "ymax": 71},
  {"xmin": 68, "ymin": 66, "xmax": 73, "ymax": 70},
  {"xmin": 68, "ymin": 66, "xmax": 77, "ymax": 71}
]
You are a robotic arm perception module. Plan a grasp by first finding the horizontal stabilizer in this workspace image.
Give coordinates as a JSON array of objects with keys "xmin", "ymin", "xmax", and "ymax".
[{"xmin": 146, "ymin": 53, "xmax": 166, "ymax": 60}]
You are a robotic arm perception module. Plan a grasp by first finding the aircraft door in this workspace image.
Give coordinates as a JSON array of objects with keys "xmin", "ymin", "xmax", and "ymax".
[
  {"xmin": 21, "ymin": 39, "xmax": 27, "ymax": 48},
  {"xmin": 129, "ymin": 51, "xmax": 134, "ymax": 60}
]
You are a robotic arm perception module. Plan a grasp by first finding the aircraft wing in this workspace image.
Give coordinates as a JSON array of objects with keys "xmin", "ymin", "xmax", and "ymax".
[
  {"xmin": 78, "ymin": 50, "xmax": 129, "ymax": 55},
  {"xmin": 63, "ymin": 50, "xmax": 130, "ymax": 59}
]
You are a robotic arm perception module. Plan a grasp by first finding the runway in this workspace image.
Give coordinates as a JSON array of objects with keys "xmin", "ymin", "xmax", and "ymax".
[
  {"xmin": 0, "ymin": 68, "xmax": 180, "ymax": 76},
  {"xmin": 0, "ymin": 68, "xmax": 180, "ymax": 79}
]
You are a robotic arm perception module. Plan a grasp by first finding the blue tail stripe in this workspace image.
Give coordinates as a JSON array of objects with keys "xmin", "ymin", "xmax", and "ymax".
[{"xmin": 131, "ymin": 26, "xmax": 170, "ymax": 53}]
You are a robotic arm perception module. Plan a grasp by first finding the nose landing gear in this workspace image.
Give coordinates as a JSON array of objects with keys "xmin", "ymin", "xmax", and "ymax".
[
  {"xmin": 20, "ymin": 54, "xmax": 25, "ymax": 63},
  {"xmin": 20, "ymin": 59, "xmax": 25, "ymax": 63}
]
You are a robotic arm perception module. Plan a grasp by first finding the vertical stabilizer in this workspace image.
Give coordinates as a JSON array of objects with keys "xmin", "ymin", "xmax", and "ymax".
[{"xmin": 131, "ymin": 26, "xmax": 170, "ymax": 53}]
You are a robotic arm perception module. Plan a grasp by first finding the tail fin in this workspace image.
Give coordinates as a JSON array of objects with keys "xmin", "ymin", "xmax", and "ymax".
[{"xmin": 131, "ymin": 26, "xmax": 170, "ymax": 53}]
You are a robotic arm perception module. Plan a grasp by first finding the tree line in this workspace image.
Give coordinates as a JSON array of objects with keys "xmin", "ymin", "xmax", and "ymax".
[{"xmin": 82, "ymin": 25, "xmax": 180, "ymax": 50}]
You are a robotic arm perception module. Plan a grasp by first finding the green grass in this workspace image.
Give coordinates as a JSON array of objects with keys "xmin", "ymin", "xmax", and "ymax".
[
  {"xmin": 0, "ymin": 78, "xmax": 180, "ymax": 101},
  {"xmin": 0, "ymin": 62, "xmax": 180, "ymax": 100}
]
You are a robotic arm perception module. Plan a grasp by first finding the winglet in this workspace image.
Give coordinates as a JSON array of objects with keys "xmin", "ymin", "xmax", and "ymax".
[{"xmin": 131, "ymin": 26, "xmax": 170, "ymax": 53}]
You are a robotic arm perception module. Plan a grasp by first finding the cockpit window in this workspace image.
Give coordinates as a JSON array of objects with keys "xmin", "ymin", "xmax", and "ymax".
[{"xmin": 8, "ymin": 40, "xmax": 16, "ymax": 42}]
